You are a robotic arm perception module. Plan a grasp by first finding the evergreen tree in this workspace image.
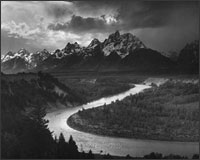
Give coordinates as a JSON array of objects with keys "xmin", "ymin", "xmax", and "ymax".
[
  {"xmin": 126, "ymin": 154, "xmax": 132, "ymax": 159},
  {"xmin": 68, "ymin": 135, "xmax": 79, "ymax": 158},
  {"xmin": 19, "ymin": 106, "xmax": 54, "ymax": 158},
  {"xmin": 80, "ymin": 151, "xmax": 87, "ymax": 159},
  {"xmin": 57, "ymin": 133, "xmax": 69, "ymax": 158},
  {"xmin": 192, "ymin": 154, "xmax": 199, "ymax": 159},
  {"xmin": 29, "ymin": 105, "xmax": 48, "ymax": 127},
  {"xmin": 87, "ymin": 150, "xmax": 94, "ymax": 159},
  {"xmin": 103, "ymin": 153, "xmax": 112, "ymax": 159}
]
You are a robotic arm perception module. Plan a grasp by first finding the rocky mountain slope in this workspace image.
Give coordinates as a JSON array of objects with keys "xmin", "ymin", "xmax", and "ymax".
[
  {"xmin": 1, "ymin": 48, "xmax": 51, "ymax": 73},
  {"xmin": 1, "ymin": 31, "xmax": 199, "ymax": 74}
]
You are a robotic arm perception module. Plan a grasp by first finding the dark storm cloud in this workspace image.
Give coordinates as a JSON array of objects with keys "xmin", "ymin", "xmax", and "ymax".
[
  {"xmin": 73, "ymin": 0, "xmax": 119, "ymax": 13},
  {"xmin": 45, "ymin": 2, "xmax": 73, "ymax": 19},
  {"xmin": 49, "ymin": 1, "xmax": 199, "ymax": 33},
  {"xmin": 117, "ymin": 1, "xmax": 170, "ymax": 29},
  {"xmin": 48, "ymin": 15, "xmax": 113, "ymax": 33},
  {"xmin": 117, "ymin": 1, "xmax": 199, "ymax": 30}
]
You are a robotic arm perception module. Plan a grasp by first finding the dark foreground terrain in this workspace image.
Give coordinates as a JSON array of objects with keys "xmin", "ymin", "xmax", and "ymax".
[
  {"xmin": 1, "ymin": 71, "xmax": 199, "ymax": 159},
  {"xmin": 1, "ymin": 71, "xmax": 142, "ymax": 159}
]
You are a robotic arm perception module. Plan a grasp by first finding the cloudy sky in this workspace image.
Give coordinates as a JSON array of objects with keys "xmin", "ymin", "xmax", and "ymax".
[{"xmin": 1, "ymin": 1, "xmax": 199, "ymax": 55}]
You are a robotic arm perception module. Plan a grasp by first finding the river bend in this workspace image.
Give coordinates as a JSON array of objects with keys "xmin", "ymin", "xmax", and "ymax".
[{"xmin": 45, "ymin": 84, "xmax": 198, "ymax": 157}]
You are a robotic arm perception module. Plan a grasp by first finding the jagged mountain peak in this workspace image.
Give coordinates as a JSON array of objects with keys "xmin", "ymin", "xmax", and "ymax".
[
  {"xmin": 42, "ymin": 49, "xmax": 49, "ymax": 52},
  {"xmin": 74, "ymin": 41, "xmax": 79, "ymax": 45},
  {"xmin": 17, "ymin": 48, "xmax": 30, "ymax": 55},
  {"xmin": 52, "ymin": 42, "xmax": 83, "ymax": 59},
  {"xmin": 115, "ymin": 30, "xmax": 120, "ymax": 36},
  {"xmin": 18, "ymin": 48, "xmax": 25, "ymax": 51},
  {"xmin": 108, "ymin": 30, "xmax": 121, "ymax": 42},
  {"xmin": 90, "ymin": 38, "xmax": 100, "ymax": 44},
  {"xmin": 36, "ymin": 49, "xmax": 51, "ymax": 60},
  {"xmin": 1, "ymin": 51, "xmax": 15, "ymax": 62},
  {"xmin": 87, "ymin": 38, "xmax": 101, "ymax": 48},
  {"xmin": 103, "ymin": 31, "xmax": 146, "ymax": 58},
  {"xmin": 112, "ymin": 30, "xmax": 120, "ymax": 37},
  {"xmin": 65, "ymin": 42, "xmax": 72, "ymax": 48},
  {"xmin": 5, "ymin": 51, "xmax": 14, "ymax": 56},
  {"xmin": 1, "ymin": 49, "xmax": 31, "ymax": 63},
  {"xmin": 63, "ymin": 42, "xmax": 80, "ymax": 51},
  {"xmin": 121, "ymin": 33, "xmax": 135, "ymax": 41},
  {"xmin": 65, "ymin": 42, "xmax": 80, "ymax": 47},
  {"xmin": 37, "ymin": 48, "xmax": 49, "ymax": 54},
  {"xmin": 3, "ymin": 31, "xmax": 197, "ymax": 74}
]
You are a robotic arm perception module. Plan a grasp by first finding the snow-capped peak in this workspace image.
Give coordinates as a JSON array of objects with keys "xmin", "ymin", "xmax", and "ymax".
[
  {"xmin": 87, "ymin": 38, "xmax": 101, "ymax": 49},
  {"xmin": 1, "ymin": 51, "xmax": 15, "ymax": 62},
  {"xmin": 58, "ymin": 42, "xmax": 82, "ymax": 57},
  {"xmin": 54, "ymin": 49, "xmax": 64, "ymax": 59},
  {"xmin": 102, "ymin": 31, "xmax": 146, "ymax": 58},
  {"xmin": 1, "ymin": 31, "xmax": 149, "ymax": 72},
  {"xmin": 1, "ymin": 49, "xmax": 31, "ymax": 63},
  {"xmin": 108, "ymin": 30, "xmax": 120, "ymax": 41},
  {"xmin": 1, "ymin": 48, "xmax": 51, "ymax": 68},
  {"xmin": 36, "ymin": 49, "xmax": 51, "ymax": 60},
  {"xmin": 17, "ymin": 48, "xmax": 30, "ymax": 55}
]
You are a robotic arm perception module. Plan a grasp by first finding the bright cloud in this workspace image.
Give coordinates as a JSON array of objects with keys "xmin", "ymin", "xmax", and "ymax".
[{"xmin": 2, "ymin": 21, "xmax": 41, "ymax": 40}]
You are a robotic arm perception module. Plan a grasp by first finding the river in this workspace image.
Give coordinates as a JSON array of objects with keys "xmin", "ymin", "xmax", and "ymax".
[{"xmin": 45, "ymin": 84, "xmax": 199, "ymax": 158}]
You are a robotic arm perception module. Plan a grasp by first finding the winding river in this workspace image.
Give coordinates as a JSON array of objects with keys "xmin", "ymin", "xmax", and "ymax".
[{"xmin": 45, "ymin": 84, "xmax": 199, "ymax": 158}]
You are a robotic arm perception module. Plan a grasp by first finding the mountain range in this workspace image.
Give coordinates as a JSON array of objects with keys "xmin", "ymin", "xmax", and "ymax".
[{"xmin": 1, "ymin": 31, "xmax": 199, "ymax": 74}]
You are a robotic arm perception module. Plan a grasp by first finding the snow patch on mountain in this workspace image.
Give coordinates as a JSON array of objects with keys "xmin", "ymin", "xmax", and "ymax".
[
  {"xmin": 102, "ymin": 31, "xmax": 146, "ymax": 58},
  {"xmin": 1, "ymin": 48, "xmax": 51, "ymax": 70}
]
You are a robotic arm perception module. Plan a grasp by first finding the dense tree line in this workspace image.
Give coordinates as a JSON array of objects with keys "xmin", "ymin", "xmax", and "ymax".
[
  {"xmin": 1, "ymin": 72, "xmax": 86, "ymax": 111},
  {"xmin": 1, "ymin": 72, "xmax": 88, "ymax": 158},
  {"xmin": 1, "ymin": 104, "xmax": 94, "ymax": 158},
  {"xmin": 68, "ymin": 81, "xmax": 199, "ymax": 141},
  {"xmin": 60, "ymin": 76, "xmax": 131, "ymax": 102}
]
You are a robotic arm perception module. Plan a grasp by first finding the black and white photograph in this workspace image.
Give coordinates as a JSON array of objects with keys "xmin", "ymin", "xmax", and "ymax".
[{"xmin": 1, "ymin": 0, "xmax": 199, "ymax": 159}]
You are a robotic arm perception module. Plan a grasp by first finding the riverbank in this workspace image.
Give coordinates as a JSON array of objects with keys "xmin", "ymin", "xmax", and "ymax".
[
  {"xmin": 67, "ymin": 81, "xmax": 199, "ymax": 142},
  {"xmin": 57, "ymin": 75, "xmax": 137, "ymax": 102},
  {"xmin": 67, "ymin": 113, "xmax": 198, "ymax": 142}
]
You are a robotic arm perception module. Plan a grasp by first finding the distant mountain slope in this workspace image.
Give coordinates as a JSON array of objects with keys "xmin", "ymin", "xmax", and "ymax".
[
  {"xmin": 177, "ymin": 40, "xmax": 199, "ymax": 74},
  {"xmin": 1, "ymin": 56, "xmax": 27, "ymax": 74},
  {"xmin": 121, "ymin": 48, "xmax": 175, "ymax": 73},
  {"xmin": 1, "ymin": 72, "xmax": 86, "ymax": 112}
]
